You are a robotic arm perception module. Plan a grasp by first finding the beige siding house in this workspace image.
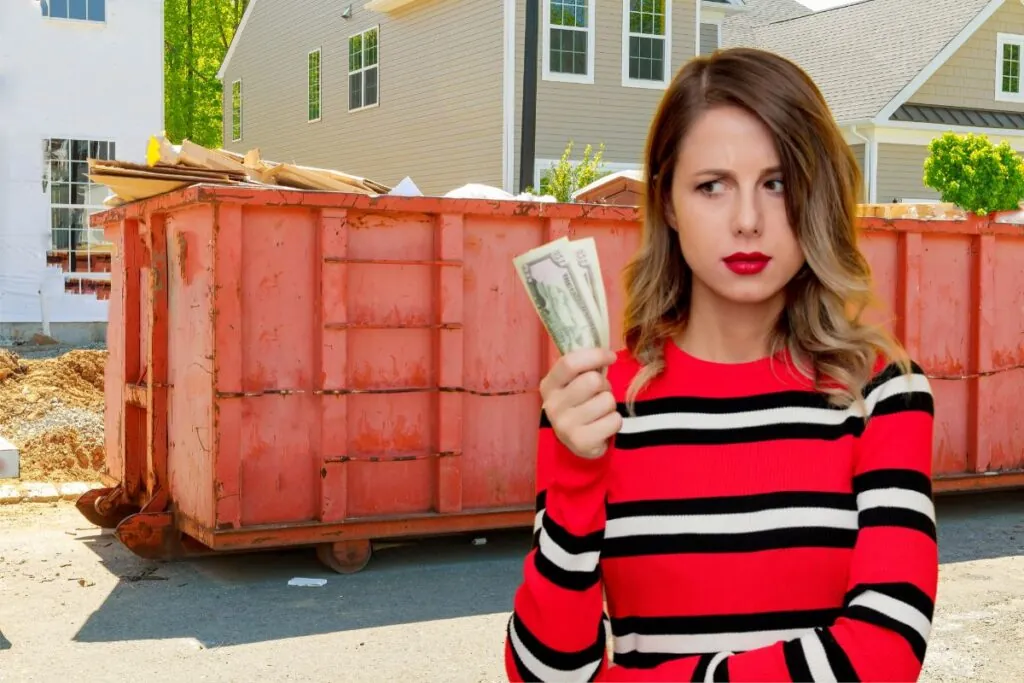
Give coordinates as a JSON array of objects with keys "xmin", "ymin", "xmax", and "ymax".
[
  {"xmin": 735, "ymin": 0, "xmax": 1024, "ymax": 204},
  {"xmin": 218, "ymin": 0, "xmax": 1024, "ymax": 203},
  {"xmin": 217, "ymin": 0, "xmax": 805, "ymax": 195}
]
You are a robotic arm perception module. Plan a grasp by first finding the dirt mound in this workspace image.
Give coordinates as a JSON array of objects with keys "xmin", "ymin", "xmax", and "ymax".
[
  {"xmin": 0, "ymin": 349, "xmax": 108, "ymax": 482},
  {"xmin": 0, "ymin": 350, "xmax": 27, "ymax": 383}
]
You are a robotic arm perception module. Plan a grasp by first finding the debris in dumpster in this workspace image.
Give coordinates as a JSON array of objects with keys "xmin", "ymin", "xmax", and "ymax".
[
  {"xmin": 389, "ymin": 176, "xmax": 423, "ymax": 196},
  {"xmin": 88, "ymin": 133, "xmax": 392, "ymax": 206}
]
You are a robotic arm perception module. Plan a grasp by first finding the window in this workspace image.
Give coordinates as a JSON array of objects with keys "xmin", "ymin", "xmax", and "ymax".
[
  {"xmin": 231, "ymin": 80, "xmax": 242, "ymax": 141},
  {"xmin": 308, "ymin": 49, "xmax": 322, "ymax": 122},
  {"xmin": 699, "ymin": 21, "xmax": 721, "ymax": 56},
  {"xmin": 622, "ymin": 0, "xmax": 671, "ymax": 88},
  {"xmin": 41, "ymin": 0, "xmax": 105, "ymax": 22},
  {"xmin": 997, "ymin": 33, "xmax": 1024, "ymax": 102},
  {"xmin": 543, "ymin": 0, "xmax": 596, "ymax": 84},
  {"xmin": 349, "ymin": 27, "xmax": 379, "ymax": 111},
  {"xmin": 43, "ymin": 138, "xmax": 115, "ymax": 273}
]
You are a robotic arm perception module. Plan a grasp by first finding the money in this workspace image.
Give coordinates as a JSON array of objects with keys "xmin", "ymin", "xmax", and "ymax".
[{"xmin": 513, "ymin": 236, "xmax": 610, "ymax": 354}]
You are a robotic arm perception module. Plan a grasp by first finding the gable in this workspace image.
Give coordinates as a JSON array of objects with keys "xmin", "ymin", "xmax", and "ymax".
[
  {"xmin": 905, "ymin": 0, "xmax": 1024, "ymax": 114},
  {"xmin": 217, "ymin": 0, "xmax": 260, "ymax": 80},
  {"xmin": 736, "ymin": 0, "xmax": 997, "ymax": 123}
]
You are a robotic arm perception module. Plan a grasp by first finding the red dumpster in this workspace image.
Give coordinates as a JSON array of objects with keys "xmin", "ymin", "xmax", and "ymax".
[
  {"xmin": 78, "ymin": 187, "xmax": 1023, "ymax": 572},
  {"xmin": 78, "ymin": 185, "xmax": 641, "ymax": 572}
]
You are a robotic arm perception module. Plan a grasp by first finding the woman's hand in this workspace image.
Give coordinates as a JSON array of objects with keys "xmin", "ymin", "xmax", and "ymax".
[{"xmin": 539, "ymin": 348, "xmax": 623, "ymax": 459}]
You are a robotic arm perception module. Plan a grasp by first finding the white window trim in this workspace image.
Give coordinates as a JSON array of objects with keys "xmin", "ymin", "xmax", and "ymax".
[
  {"xmin": 231, "ymin": 79, "xmax": 242, "ymax": 142},
  {"xmin": 44, "ymin": 137, "xmax": 117, "ymax": 276},
  {"xmin": 40, "ymin": 0, "xmax": 106, "ymax": 23},
  {"xmin": 698, "ymin": 18, "xmax": 721, "ymax": 57},
  {"xmin": 533, "ymin": 158, "xmax": 639, "ymax": 192},
  {"xmin": 308, "ymin": 48, "xmax": 323, "ymax": 123},
  {"xmin": 995, "ymin": 32, "xmax": 1024, "ymax": 103},
  {"xmin": 542, "ymin": 0, "xmax": 597, "ymax": 85},
  {"xmin": 349, "ymin": 25, "xmax": 380, "ymax": 113},
  {"xmin": 621, "ymin": 0, "xmax": 672, "ymax": 89}
]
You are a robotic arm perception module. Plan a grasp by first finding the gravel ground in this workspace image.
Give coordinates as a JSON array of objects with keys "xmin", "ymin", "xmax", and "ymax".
[
  {"xmin": 0, "ymin": 339, "xmax": 107, "ymax": 361},
  {"xmin": 0, "ymin": 493, "xmax": 1020, "ymax": 682},
  {"xmin": 0, "ymin": 342, "xmax": 107, "ymax": 481}
]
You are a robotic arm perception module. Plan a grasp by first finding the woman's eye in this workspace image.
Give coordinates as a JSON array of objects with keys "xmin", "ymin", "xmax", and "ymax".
[
  {"xmin": 765, "ymin": 179, "xmax": 785, "ymax": 193},
  {"xmin": 698, "ymin": 180, "xmax": 725, "ymax": 195}
]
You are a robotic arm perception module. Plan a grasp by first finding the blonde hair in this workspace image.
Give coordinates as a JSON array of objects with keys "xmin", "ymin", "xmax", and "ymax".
[{"xmin": 623, "ymin": 47, "xmax": 909, "ymax": 414}]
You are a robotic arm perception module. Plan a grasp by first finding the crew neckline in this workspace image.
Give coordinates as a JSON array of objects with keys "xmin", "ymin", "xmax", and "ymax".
[{"xmin": 667, "ymin": 338, "xmax": 784, "ymax": 369}]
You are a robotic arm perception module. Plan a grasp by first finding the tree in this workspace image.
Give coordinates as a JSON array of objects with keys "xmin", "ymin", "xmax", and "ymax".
[
  {"xmin": 537, "ymin": 141, "xmax": 609, "ymax": 202},
  {"xmin": 164, "ymin": 0, "xmax": 249, "ymax": 148},
  {"xmin": 923, "ymin": 132, "xmax": 1024, "ymax": 216}
]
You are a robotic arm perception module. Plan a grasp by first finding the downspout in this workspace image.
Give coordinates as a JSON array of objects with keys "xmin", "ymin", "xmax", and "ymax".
[
  {"xmin": 695, "ymin": 0, "xmax": 702, "ymax": 57},
  {"xmin": 518, "ymin": 0, "xmax": 540, "ymax": 193},
  {"xmin": 850, "ymin": 126, "xmax": 873, "ymax": 204}
]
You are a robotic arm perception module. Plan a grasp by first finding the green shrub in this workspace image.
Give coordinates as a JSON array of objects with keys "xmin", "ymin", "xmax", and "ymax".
[
  {"xmin": 923, "ymin": 132, "xmax": 1024, "ymax": 215},
  {"xmin": 535, "ymin": 141, "xmax": 609, "ymax": 202}
]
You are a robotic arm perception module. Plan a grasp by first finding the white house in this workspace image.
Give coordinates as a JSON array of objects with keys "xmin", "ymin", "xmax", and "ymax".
[{"xmin": 0, "ymin": 0, "xmax": 162, "ymax": 342}]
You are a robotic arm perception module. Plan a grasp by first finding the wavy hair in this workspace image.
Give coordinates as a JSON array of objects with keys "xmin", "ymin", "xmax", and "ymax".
[{"xmin": 622, "ymin": 47, "xmax": 909, "ymax": 414}]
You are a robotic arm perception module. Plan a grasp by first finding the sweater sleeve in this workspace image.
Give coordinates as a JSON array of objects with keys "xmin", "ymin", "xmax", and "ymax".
[
  {"xmin": 505, "ymin": 409, "xmax": 613, "ymax": 682},
  {"xmin": 597, "ymin": 360, "xmax": 939, "ymax": 683}
]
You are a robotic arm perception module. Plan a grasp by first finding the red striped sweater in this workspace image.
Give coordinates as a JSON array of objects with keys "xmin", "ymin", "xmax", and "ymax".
[{"xmin": 505, "ymin": 342, "xmax": 937, "ymax": 682}]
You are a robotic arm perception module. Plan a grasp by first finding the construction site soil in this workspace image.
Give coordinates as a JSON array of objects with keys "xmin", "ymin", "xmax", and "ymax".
[{"xmin": 0, "ymin": 347, "xmax": 107, "ymax": 483}]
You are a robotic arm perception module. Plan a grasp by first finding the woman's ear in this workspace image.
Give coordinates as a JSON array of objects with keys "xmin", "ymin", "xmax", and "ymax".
[{"xmin": 663, "ymin": 199, "xmax": 678, "ymax": 232}]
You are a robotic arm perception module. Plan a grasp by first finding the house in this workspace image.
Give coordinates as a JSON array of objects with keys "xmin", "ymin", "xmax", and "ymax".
[
  {"xmin": 216, "ymin": 0, "xmax": 808, "ymax": 196},
  {"xmin": 729, "ymin": 0, "xmax": 1024, "ymax": 204},
  {"xmin": 0, "ymin": 0, "xmax": 163, "ymax": 342},
  {"xmin": 218, "ymin": 0, "xmax": 1024, "ymax": 204}
]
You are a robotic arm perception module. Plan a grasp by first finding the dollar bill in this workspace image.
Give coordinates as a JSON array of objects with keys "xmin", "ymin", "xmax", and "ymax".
[
  {"xmin": 567, "ymin": 237, "xmax": 609, "ymax": 348},
  {"xmin": 513, "ymin": 236, "xmax": 610, "ymax": 355}
]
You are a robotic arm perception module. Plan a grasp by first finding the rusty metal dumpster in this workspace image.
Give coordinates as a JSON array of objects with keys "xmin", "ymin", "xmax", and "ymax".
[
  {"xmin": 79, "ymin": 187, "xmax": 1023, "ymax": 573},
  {"xmin": 77, "ymin": 185, "xmax": 641, "ymax": 572},
  {"xmin": 857, "ymin": 204, "xmax": 1024, "ymax": 494}
]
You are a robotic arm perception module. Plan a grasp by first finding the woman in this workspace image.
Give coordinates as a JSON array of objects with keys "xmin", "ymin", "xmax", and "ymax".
[{"xmin": 504, "ymin": 47, "xmax": 937, "ymax": 682}]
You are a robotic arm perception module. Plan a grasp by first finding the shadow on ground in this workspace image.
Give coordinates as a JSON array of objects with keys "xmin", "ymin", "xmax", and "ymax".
[
  {"xmin": 0, "ymin": 629, "xmax": 11, "ymax": 650},
  {"xmin": 73, "ymin": 526, "xmax": 532, "ymax": 648},
  {"xmin": 936, "ymin": 491, "xmax": 1024, "ymax": 564},
  {"xmin": 68, "ymin": 491, "xmax": 1021, "ymax": 648}
]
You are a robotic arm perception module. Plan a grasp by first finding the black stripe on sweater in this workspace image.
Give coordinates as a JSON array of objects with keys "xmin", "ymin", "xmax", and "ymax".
[
  {"xmin": 510, "ymin": 611, "xmax": 605, "ymax": 678},
  {"xmin": 783, "ymin": 638, "xmax": 814, "ymax": 682},
  {"xmin": 610, "ymin": 608, "xmax": 843, "ymax": 638},
  {"xmin": 602, "ymin": 526, "xmax": 858, "ymax": 558},
  {"xmin": 817, "ymin": 627, "xmax": 860, "ymax": 682}
]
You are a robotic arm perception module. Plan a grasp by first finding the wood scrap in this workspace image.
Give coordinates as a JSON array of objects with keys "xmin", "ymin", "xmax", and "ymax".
[{"xmin": 88, "ymin": 134, "xmax": 392, "ymax": 205}]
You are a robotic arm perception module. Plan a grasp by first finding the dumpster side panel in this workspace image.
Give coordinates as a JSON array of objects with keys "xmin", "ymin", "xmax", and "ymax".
[
  {"xmin": 989, "ymin": 233, "xmax": 1024, "ymax": 472},
  {"xmin": 919, "ymin": 232, "xmax": 973, "ymax": 476},
  {"xmin": 458, "ymin": 213, "xmax": 643, "ymax": 510},
  {"xmin": 341, "ymin": 209, "xmax": 440, "ymax": 516},
  {"xmin": 856, "ymin": 229, "xmax": 899, "ymax": 335},
  {"xmin": 461, "ymin": 214, "xmax": 549, "ymax": 510},
  {"xmin": 102, "ymin": 219, "xmax": 126, "ymax": 484},
  {"xmin": 165, "ymin": 205, "xmax": 217, "ymax": 526},
  {"xmin": 233, "ymin": 206, "xmax": 320, "ymax": 526}
]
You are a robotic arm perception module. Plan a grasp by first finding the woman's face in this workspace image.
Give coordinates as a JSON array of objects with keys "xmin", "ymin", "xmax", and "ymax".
[{"xmin": 666, "ymin": 104, "xmax": 806, "ymax": 310}]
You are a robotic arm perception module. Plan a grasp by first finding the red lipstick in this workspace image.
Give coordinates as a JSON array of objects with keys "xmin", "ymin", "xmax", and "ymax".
[{"xmin": 723, "ymin": 252, "xmax": 771, "ymax": 275}]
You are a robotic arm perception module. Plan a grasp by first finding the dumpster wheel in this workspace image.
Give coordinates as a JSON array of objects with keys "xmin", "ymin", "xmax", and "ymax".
[
  {"xmin": 74, "ymin": 487, "xmax": 139, "ymax": 530},
  {"xmin": 316, "ymin": 540, "xmax": 372, "ymax": 574}
]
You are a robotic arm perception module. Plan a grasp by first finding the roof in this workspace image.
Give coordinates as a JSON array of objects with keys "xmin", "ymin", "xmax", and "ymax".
[
  {"xmin": 726, "ymin": 0, "xmax": 999, "ymax": 122},
  {"xmin": 722, "ymin": 0, "xmax": 812, "ymax": 45},
  {"xmin": 572, "ymin": 169, "xmax": 644, "ymax": 203},
  {"xmin": 216, "ymin": 0, "xmax": 259, "ymax": 80},
  {"xmin": 893, "ymin": 103, "xmax": 1024, "ymax": 130}
]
